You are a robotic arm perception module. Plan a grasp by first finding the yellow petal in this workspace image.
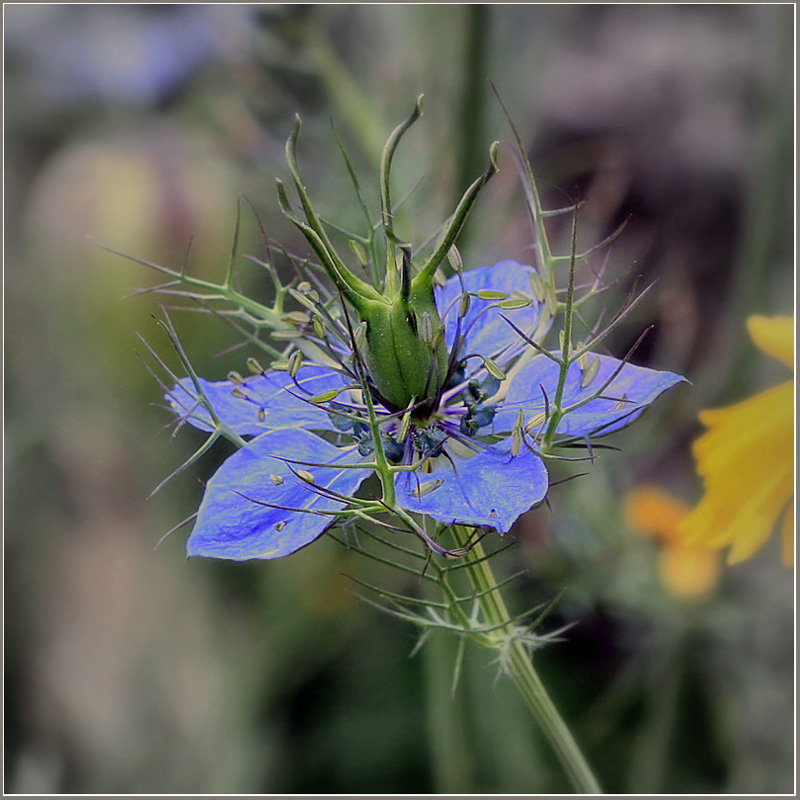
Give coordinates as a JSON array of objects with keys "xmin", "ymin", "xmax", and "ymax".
[
  {"xmin": 747, "ymin": 315, "xmax": 794, "ymax": 370},
  {"xmin": 781, "ymin": 503, "xmax": 795, "ymax": 566},
  {"xmin": 679, "ymin": 381, "xmax": 794, "ymax": 563}
]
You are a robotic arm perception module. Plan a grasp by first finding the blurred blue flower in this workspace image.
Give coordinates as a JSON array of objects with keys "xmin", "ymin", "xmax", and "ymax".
[
  {"xmin": 6, "ymin": 5, "xmax": 248, "ymax": 110},
  {"xmin": 168, "ymin": 260, "xmax": 683, "ymax": 560}
]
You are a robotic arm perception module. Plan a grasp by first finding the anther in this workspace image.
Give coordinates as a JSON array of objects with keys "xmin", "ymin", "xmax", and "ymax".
[
  {"xmin": 272, "ymin": 330, "xmax": 304, "ymax": 340},
  {"xmin": 528, "ymin": 271, "xmax": 545, "ymax": 302},
  {"xmin": 247, "ymin": 357, "xmax": 265, "ymax": 375},
  {"xmin": 484, "ymin": 358, "xmax": 505, "ymax": 381},
  {"xmin": 310, "ymin": 387, "xmax": 344, "ymax": 404},
  {"xmin": 447, "ymin": 246, "xmax": 463, "ymax": 274},
  {"xmin": 500, "ymin": 298, "xmax": 531, "ymax": 309},
  {"xmin": 475, "ymin": 289, "xmax": 509, "ymax": 301},
  {"xmin": 288, "ymin": 350, "xmax": 303, "ymax": 378},
  {"xmin": 411, "ymin": 479, "xmax": 444, "ymax": 498},
  {"xmin": 580, "ymin": 356, "xmax": 600, "ymax": 389},
  {"xmin": 282, "ymin": 311, "xmax": 309, "ymax": 326},
  {"xmin": 458, "ymin": 292, "xmax": 471, "ymax": 319},
  {"xmin": 512, "ymin": 409, "xmax": 524, "ymax": 457}
]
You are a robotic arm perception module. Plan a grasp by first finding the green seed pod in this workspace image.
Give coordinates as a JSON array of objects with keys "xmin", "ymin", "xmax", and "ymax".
[{"xmin": 360, "ymin": 288, "xmax": 448, "ymax": 410}]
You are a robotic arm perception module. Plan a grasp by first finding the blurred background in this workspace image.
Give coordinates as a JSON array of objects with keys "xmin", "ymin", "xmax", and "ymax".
[{"xmin": 4, "ymin": 4, "xmax": 794, "ymax": 794}]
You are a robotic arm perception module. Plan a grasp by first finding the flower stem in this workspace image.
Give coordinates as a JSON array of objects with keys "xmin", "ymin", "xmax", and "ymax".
[{"xmin": 451, "ymin": 526, "xmax": 602, "ymax": 794}]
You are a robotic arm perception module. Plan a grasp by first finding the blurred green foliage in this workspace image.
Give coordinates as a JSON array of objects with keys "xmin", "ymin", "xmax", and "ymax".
[{"xmin": 5, "ymin": 4, "xmax": 794, "ymax": 793}]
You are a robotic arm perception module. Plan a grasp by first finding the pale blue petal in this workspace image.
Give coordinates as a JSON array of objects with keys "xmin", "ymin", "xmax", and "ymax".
[
  {"xmin": 187, "ymin": 430, "xmax": 370, "ymax": 560},
  {"xmin": 166, "ymin": 364, "xmax": 346, "ymax": 436},
  {"xmin": 395, "ymin": 444, "xmax": 548, "ymax": 532},
  {"xmin": 497, "ymin": 353, "xmax": 686, "ymax": 439},
  {"xmin": 435, "ymin": 261, "xmax": 548, "ymax": 364}
]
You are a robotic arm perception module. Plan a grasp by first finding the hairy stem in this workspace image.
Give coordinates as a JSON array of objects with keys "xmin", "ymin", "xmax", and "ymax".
[{"xmin": 451, "ymin": 526, "xmax": 602, "ymax": 794}]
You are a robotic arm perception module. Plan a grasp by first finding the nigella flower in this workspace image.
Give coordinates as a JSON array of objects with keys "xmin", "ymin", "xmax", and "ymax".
[
  {"xmin": 154, "ymin": 103, "xmax": 685, "ymax": 561},
  {"xmin": 167, "ymin": 259, "xmax": 684, "ymax": 560}
]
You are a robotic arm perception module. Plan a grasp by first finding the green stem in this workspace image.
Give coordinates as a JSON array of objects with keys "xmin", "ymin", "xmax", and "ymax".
[
  {"xmin": 451, "ymin": 526, "xmax": 602, "ymax": 794},
  {"xmin": 454, "ymin": 5, "xmax": 491, "ymax": 253}
]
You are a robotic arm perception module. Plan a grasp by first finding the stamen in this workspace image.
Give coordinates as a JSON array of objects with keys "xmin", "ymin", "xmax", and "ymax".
[
  {"xmin": 247, "ymin": 357, "xmax": 266, "ymax": 375},
  {"xmin": 475, "ymin": 289, "xmax": 509, "ymax": 301},
  {"xmin": 580, "ymin": 356, "xmax": 600, "ymax": 389},
  {"xmin": 288, "ymin": 350, "xmax": 304, "ymax": 378},
  {"xmin": 411, "ymin": 479, "xmax": 444, "ymax": 498}
]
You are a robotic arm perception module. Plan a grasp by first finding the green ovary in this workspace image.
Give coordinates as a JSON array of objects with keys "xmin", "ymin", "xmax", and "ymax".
[{"xmin": 362, "ymin": 293, "xmax": 448, "ymax": 411}]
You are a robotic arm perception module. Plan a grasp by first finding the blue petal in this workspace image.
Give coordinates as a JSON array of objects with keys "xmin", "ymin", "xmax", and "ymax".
[
  {"xmin": 395, "ymin": 443, "xmax": 549, "ymax": 532},
  {"xmin": 187, "ymin": 429, "xmax": 370, "ymax": 560},
  {"xmin": 435, "ymin": 261, "xmax": 549, "ymax": 364},
  {"xmin": 166, "ymin": 364, "xmax": 346, "ymax": 436},
  {"xmin": 497, "ymin": 353, "xmax": 686, "ymax": 439}
]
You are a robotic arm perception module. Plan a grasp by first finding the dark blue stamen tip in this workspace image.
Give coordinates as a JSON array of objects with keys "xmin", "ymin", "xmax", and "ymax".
[
  {"xmin": 415, "ymin": 425, "xmax": 447, "ymax": 458},
  {"xmin": 459, "ymin": 402, "xmax": 497, "ymax": 436},
  {"xmin": 462, "ymin": 373, "xmax": 501, "ymax": 406},
  {"xmin": 357, "ymin": 431, "xmax": 404, "ymax": 463},
  {"xmin": 327, "ymin": 402, "xmax": 356, "ymax": 432}
]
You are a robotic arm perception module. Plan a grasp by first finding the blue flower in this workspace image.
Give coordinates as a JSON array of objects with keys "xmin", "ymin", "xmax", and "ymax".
[{"xmin": 168, "ymin": 260, "xmax": 684, "ymax": 560}]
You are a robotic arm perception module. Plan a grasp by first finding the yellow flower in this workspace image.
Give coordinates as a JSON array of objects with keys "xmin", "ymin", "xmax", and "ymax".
[
  {"xmin": 625, "ymin": 486, "xmax": 721, "ymax": 600},
  {"xmin": 679, "ymin": 316, "xmax": 794, "ymax": 565}
]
